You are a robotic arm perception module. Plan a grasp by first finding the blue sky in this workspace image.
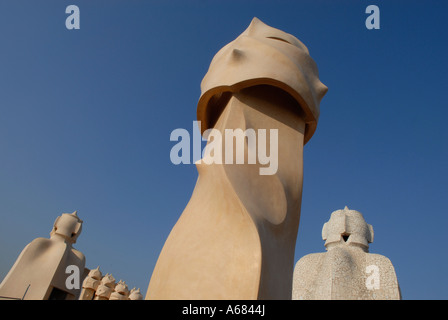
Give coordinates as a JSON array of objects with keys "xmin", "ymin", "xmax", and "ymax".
[{"xmin": 0, "ymin": 0, "xmax": 447, "ymax": 300}]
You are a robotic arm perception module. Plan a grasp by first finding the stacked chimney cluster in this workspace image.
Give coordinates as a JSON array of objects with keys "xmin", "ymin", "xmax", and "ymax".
[{"xmin": 79, "ymin": 266, "xmax": 143, "ymax": 300}]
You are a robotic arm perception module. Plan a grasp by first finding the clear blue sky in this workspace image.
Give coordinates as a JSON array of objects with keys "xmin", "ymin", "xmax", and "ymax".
[{"xmin": 0, "ymin": 0, "xmax": 447, "ymax": 300}]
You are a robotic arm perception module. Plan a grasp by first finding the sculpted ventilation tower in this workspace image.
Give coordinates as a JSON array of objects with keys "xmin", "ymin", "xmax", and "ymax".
[
  {"xmin": 79, "ymin": 266, "xmax": 102, "ymax": 300},
  {"xmin": 0, "ymin": 211, "xmax": 86, "ymax": 300},
  {"xmin": 147, "ymin": 17, "xmax": 327, "ymax": 299},
  {"xmin": 292, "ymin": 207, "xmax": 401, "ymax": 300}
]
